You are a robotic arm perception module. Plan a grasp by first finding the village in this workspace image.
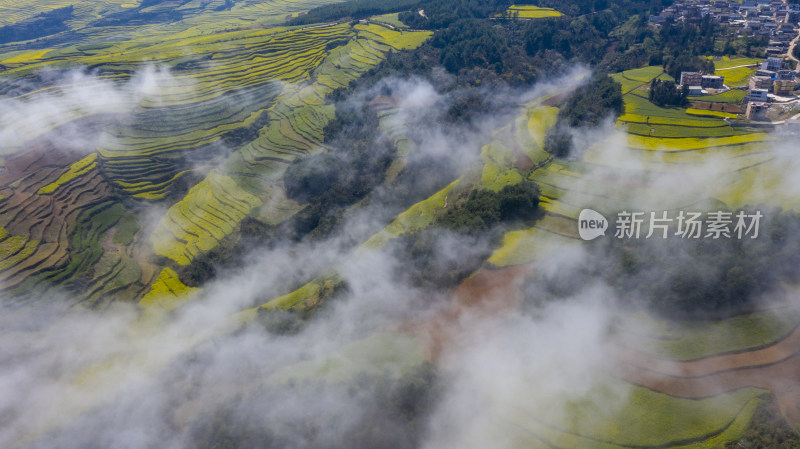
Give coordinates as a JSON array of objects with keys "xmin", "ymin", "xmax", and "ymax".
[
  {"xmin": 678, "ymin": 55, "xmax": 799, "ymax": 121},
  {"xmin": 651, "ymin": 0, "xmax": 800, "ymax": 122}
]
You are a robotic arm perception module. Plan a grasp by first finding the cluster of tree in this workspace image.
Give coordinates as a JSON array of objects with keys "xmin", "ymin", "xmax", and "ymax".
[
  {"xmin": 600, "ymin": 13, "xmax": 764, "ymax": 73},
  {"xmin": 664, "ymin": 52, "xmax": 715, "ymax": 81},
  {"xmin": 544, "ymin": 74, "xmax": 624, "ymax": 158},
  {"xmin": 375, "ymin": 19, "xmax": 543, "ymax": 87},
  {"xmin": 0, "ymin": 6, "xmax": 72, "ymax": 45},
  {"xmin": 528, "ymin": 0, "xmax": 667, "ymax": 18},
  {"xmin": 283, "ymin": 101, "xmax": 395, "ymax": 240},
  {"xmin": 725, "ymin": 396, "xmax": 800, "ymax": 449},
  {"xmin": 430, "ymin": 20, "xmax": 535, "ymax": 81},
  {"xmin": 399, "ymin": 0, "xmax": 512, "ymax": 29},
  {"xmin": 394, "ymin": 181, "xmax": 541, "ymax": 289},
  {"xmin": 648, "ymin": 79, "xmax": 687, "ymax": 107},
  {"xmin": 523, "ymin": 208, "xmax": 800, "ymax": 321},
  {"xmin": 556, "ymin": 75, "xmax": 624, "ymax": 128},
  {"xmin": 657, "ymin": 14, "xmax": 719, "ymax": 62},
  {"xmin": 288, "ymin": 0, "xmax": 422, "ymax": 26},
  {"xmin": 290, "ymin": 0, "xmax": 760, "ymax": 98},
  {"xmin": 359, "ymin": 12, "xmax": 641, "ymax": 95},
  {"xmin": 438, "ymin": 181, "xmax": 541, "ymax": 233},
  {"xmin": 523, "ymin": 16, "xmax": 608, "ymax": 65}
]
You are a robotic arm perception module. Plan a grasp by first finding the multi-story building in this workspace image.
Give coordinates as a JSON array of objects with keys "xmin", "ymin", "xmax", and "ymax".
[
  {"xmin": 701, "ymin": 75, "xmax": 725, "ymax": 89},
  {"xmin": 774, "ymin": 79, "xmax": 796, "ymax": 96},
  {"xmin": 750, "ymin": 76, "xmax": 774, "ymax": 91},
  {"xmin": 749, "ymin": 88, "xmax": 770, "ymax": 101},
  {"xmin": 680, "ymin": 71, "xmax": 704, "ymax": 86},
  {"xmin": 755, "ymin": 69, "xmax": 777, "ymax": 78},
  {"xmin": 777, "ymin": 70, "xmax": 796, "ymax": 81},
  {"xmin": 746, "ymin": 102, "xmax": 769, "ymax": 120},
  {"xmin": 761, "ymin": 57, "xmax": 783, "ymax": 72}
]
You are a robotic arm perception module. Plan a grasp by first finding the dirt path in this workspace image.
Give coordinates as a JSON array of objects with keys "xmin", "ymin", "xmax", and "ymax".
[{"xmin": 787, "ymin": 27, "xmax": 800, "ymax": 72}]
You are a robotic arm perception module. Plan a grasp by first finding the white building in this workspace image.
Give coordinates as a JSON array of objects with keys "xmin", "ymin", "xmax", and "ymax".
[{"xmin": 749, "ymin": 88, "xmax": 769, "ymax": 101}]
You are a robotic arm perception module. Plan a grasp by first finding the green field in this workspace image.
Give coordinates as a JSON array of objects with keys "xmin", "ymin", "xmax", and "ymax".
[
  {"xmin": 504, "ymin": 4, "xmax": 563, "ymax": 18},
  {"xmin": 717, "ymin": 65, "xmax": 756, "ymax": 87},
  {"xmin": 686, "ymin": 108, "xmax": 738, "ymax": 118},
  {"xmin": 371, "ymin": 12, "xmax": 408, "ymax": 29},
  {"xmin": 688, "ymin": 89, "xmax": 746, "ymax": 103},
  {"xmin": 711, "ymin": 56, "xmax": 761, "ymax": 70},
  {"xmin": 501, "ymin": 377, "xmax": 767, "ymax": 449},
  {"xmin": 626, "ymin": 94, "xmax": 714, "ymax": 120},
  {"xmin": 623, "ymin": 306, "xmax": 800, "ymax": 361},
  {"xmin": 610, "ymin": 66, "xmax": 667, "ymax": 94}
]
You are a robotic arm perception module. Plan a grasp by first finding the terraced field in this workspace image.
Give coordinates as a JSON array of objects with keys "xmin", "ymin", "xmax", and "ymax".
[
  {"xmin": 151, "ymin": 23, "xmax": 432, "ymax": 265},
  {"xmin": 396, "ymin": 259, "xmax": 784, "ymax": 449},
  {"xmin": 0, "ymin": 0, "xmax": 135, "ymax": 28},
  {"xmin": 260, "ymin": 71, "xmax": 792, "ymax": 448},
  {"xmin": 363, "ymin": 63, "xmax": 791, "ymax": 446},
  {"xmin": 503, "ymin": 382, "xmax": 767, "ymax": 449},
  {"xmin": 457, "ymin": 65, "xmax": 794, "ymax": 446},
  {"xmin": 0, "ymin": 145, "xmax": 158, "ymax": 304},
  {"xmin": 2, "ymin": 0, "xmax": 798, "ymax": 446},
  {"xmin": 0, "ymin": 2, "xmax": 432, "ymax": 298}
]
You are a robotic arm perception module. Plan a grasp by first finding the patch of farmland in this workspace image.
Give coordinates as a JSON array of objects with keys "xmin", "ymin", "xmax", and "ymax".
[
  {"xmin": 355, "ymin": 23, "xmax": 432, "ymax": 50},
  {"xmin": 148, "ymin": 24, "xmax": 432, "ymax": 267},
  {"xmin": 714, "ymin": 158, "xmax": 800, "ymax": 211},
  {"xmin": 259, "ymin": 274, "xmax": 342, "ymax": 311},
  {"xmin": 0, "ymin": 142, "xmax": 157, "ymax": 302},
  {"xmin": 504, "ymin": 4, "xmax": 563, "ymax": 18},
  {"xmin": 618, "ymin": 113, "xmax": 729, "ymax": 127},
  {"xmin": 610, "ymin": 73, "xmax": 646, "ymax": 95},
  {"xmin": 711, "ymin": 56, "xmax": 760, "ymax": 70},
  {"xmin": 686, "ymin": 108, "xmax": 738, "ymax": 118},
  {"xmin": 620, "ymin": 305, "xmax": 800, "ymax": 361},
  {"xmin": 717, "ymin": 66, "xmax": 756, "ymax": 87},
  {"xmin": 371, "ymin": 12, "xmax": 407, "ymax": 29},
  {"xmin": 362, "ymin": 179, "xmax": 461, "ymax": 249},
  {"xmin": 500, "ymin": 379, "xmax": 766, "ymax": 449},
  {"xmin": 624, "ymin": 93, "xmax": 729, "ymax": 123},
  {"xmin": 150, "ymin": 171, "xmax": 262, "ymax": 266},
  {"xmin": 610, "ymin": 66, "xmax": 666, "ymax": 95},
  {"xmin": 688, "ymin": 89, "xmax": 746, "ymax": 103},
  {"xmin": 139, "ymin": 267, "xmax": 198, "ymax": 312},
  {"xmin": 487, "ymin": 224, "xmax": 577, "ymax": 267},
  {"xmin": 0, "ymin": 0, "xmax": 133, "ymax": 28},
  {"xmin": 622, "ymin": 121, "xmax": 743, "ymax": 138},
  {"xmin": 481, "ymin": 140, "xmax": 524, "ymax": 191},
  {"xmin": 268, "ymin": 332, "xmax": 427, "ymax": 386},
  {"xmin": 619, "ymin": 65, "xmax": 666, "ymax": 82},
  {"xmin": 624, "ymin": 133, "xmax": 769, "ymax": 151},
  {"xmin": 37, "ymin": 153, "xmax": 98, "ymax": 195},
  {"xmin": 520, "ymin": 106, "xmax": 558, "ymax": 164}
]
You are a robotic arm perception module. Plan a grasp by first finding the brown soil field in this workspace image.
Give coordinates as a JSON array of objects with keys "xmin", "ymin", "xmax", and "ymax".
[{"xmin": 410, "ymin": 262, "xmax": 800, "ymax": 427}]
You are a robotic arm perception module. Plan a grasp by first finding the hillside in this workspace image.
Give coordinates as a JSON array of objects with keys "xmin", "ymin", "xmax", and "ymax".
[{"xmin": 2, "ymin": 0, "xmax": 800, "ymax": 448}]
